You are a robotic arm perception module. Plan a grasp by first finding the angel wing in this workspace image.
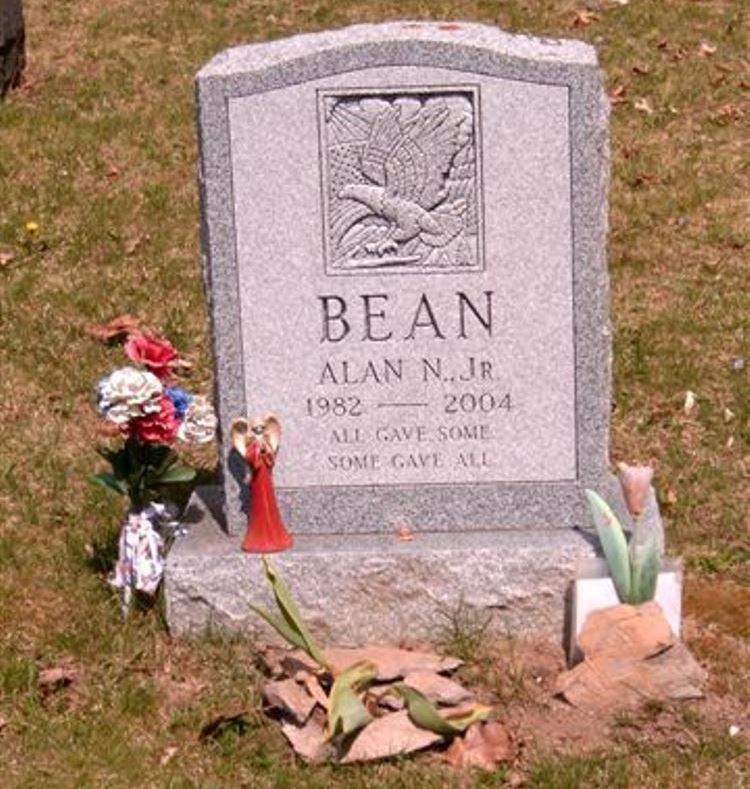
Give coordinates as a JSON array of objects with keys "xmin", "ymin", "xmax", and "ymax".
[
  {"xmin": 369, "ymin": 101, "xmax": 463, "ymax": 209},
  {"xmin": 230, "ymin": 414, "xmax": 281, "ymax": 457}
]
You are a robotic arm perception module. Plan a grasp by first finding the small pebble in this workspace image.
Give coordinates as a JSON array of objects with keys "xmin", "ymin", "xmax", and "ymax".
[{"xmin": 730, "ymin": 356, "xmax": 745, "ymax": 372}]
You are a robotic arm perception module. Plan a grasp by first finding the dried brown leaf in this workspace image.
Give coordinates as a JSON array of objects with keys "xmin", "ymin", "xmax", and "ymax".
[
  {"xmin": 697, "ymin": 41, "xmax": 717, "ymax": 57},
  {"xmin": 262, "ymin": 647, "xmax": 320, "ymax": 677},
  {"xmin": 632, "ymin": 63, "xmax": 650, "ymax": 76},
  {"xmin": 106, "ymin": 164, "xmax": 120, "ymax": 179},
  {"xmin": 608, "ymin": 84, "xmax": 627, "ymax": 105},
  {"xmin": 711, "ymin": 103, "xmax": 745, "ymax": 123},
  {"xmin": 87, "ymin": 314, "xmax": 140, "ymax": 343},
  {"xmin": 401, "ymin": 670, "xmax": 473, "ymax": 706},
  {"xmin": 124, "ymin": 233, "xmax": 149, "ymax": 255},
  {"xmin": 157, "ymin": 675, "xmax": 207, "ymax": 710},
  {"xmin": 672, "ymin": 46, "xmax": 688, "ymax": 61},
  {"xmin": 630, "ymin": 173, "xmax": 657, "ymax": 188},
  {"xmin": 38, "ymin": 664, "xmax": 78, "ymax": 693},
  {"xmin": 280, "ymin": 711, "xmax": 330, "ymax": 763},
  {"xmin": 341, "ymin": 709, "xmax": 444, "ymax": 763},
  {"xmin": 0, "ymin": 715, "xmax": 7, "ymax": 732},
  {"xmin": 326, "ymin": 646, "xmax": 461, "ymax": 682},
  {"xmin": 263, "ymin": 678, "xmax": 317, "ymax": 725},
  {"xmin": 159, "ymin": 746, "xmax": 178, "ymax": 766},
  {"xmin": 571, "ymin": 10, "xmax": 599, "ymax": 28},
  {"xmin": 300, "ymin": 672, "xmax": 329, "ymax": 710},
  {"xmin": 634, "ymin": 97, "xmax": 654, "ymax": 114},
  {"xmin": 444, "ymin": 720, "xmax": 514, "ymax": 770}
]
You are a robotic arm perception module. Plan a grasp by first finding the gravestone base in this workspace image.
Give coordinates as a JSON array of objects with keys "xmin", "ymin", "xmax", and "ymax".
[{"xmin": 166, "ymin": 486, "xmax": 609, "ymax": 645}]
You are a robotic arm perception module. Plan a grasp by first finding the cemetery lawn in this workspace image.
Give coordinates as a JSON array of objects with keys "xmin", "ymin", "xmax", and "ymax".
[{"xmin": 0, "ymin": 0, "xmax": 747, "ymax": 786}]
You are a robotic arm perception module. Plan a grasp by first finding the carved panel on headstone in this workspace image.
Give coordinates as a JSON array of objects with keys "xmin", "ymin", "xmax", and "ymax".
[{"xmin": 319, "ymin": 87, "xmax": 483, "ymax": 275}]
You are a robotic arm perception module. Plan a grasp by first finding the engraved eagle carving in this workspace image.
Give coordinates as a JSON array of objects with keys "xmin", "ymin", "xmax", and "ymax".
[{"xmin": 329, "ymin": 97, "xmax": 475, "ymax": 266}]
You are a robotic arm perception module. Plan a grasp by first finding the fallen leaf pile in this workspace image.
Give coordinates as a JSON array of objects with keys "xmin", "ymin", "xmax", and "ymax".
[
  {"xmin": 260, "ymin": 644, "xmax": 514, "ymax": 768},
  {"xmin": 555, "ymin": 602, "xmax": 706, "ymax": 714}
]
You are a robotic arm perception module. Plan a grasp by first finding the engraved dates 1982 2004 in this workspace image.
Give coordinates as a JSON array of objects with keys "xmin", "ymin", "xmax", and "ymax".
[{"xmin": 305, "ymin": 390, "xmax": 511, "ymax": 418}]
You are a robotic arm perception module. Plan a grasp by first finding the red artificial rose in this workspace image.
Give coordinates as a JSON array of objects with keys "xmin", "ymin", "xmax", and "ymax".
[
  {"xmin": 124, "ymin": 332, "xmax": 178, "ymax": 379},
  {"xmin": 128, "ymin": 395, "xmax": 180, "ymax": 444}
]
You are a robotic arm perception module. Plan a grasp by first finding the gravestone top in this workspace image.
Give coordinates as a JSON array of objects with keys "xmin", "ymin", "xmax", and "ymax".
[
  {"xmin": 198, "ymin": 22, "xmax": 597, "ymax": 80},
  {"xmin": 196, "ymin": 21, "xmax": 612, "ymax": 537}
]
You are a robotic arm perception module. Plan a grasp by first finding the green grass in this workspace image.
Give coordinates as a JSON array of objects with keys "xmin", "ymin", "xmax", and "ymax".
[{"xmin": 0, "ymin": 0, "xmax": 748, "ymax": 786}]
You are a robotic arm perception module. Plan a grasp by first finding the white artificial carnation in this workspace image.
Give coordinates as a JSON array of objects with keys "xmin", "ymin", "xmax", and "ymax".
[
  {"xmin": 97, "ymin": 366, "xmax": 163, "ymax": 425},
  {"xmin": 178, "ymin": 395, "xmax": 217, "ymax": 444}
]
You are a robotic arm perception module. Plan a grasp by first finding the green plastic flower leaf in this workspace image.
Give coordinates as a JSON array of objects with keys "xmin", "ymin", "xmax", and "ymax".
[
  {"xmin": 250, "ymin": 558, "xmax": 330, "ymax": 669},
  {"xmin": 97, "ymin": 446, "xmax": 133, "ymax": 478},
  {"xmin": 327, "ymin": 660, "xmax": 377, "ymax": 740},
  {"xmin": 91, "ymin": 471, "xmax": 128, "ymax": 496},
  {"xmin": 585, "ymin": 489, "xmax": 631, "ymax": 603},
  {"xmin": 630, "ymin": 535, "xmax": 660, "ymax": 604},
  {"xmin": 153, "ymin": 465, "xmax": 196, "ymax": 484},
  {"xmin": 393, "ymin": 683, "xmax": 492, "ymax": 736}
]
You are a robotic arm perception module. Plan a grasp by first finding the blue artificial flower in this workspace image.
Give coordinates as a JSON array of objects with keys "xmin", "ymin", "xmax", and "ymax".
[{"xmin": 165, "ymin": 386, "xmax": 193, "ymax": 419}]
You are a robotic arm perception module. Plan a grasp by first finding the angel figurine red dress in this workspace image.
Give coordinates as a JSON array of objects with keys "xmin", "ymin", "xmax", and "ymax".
[{"xmin": 231, "ymin": 415, "xmax": 293, "ymax": 553}]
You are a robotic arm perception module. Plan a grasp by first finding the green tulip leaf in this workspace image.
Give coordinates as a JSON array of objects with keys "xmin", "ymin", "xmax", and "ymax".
[
  {"xmin": 327, "ymin": 661, "xmax": 376, "ymax": 741},
  {"xmin": 585, "ymin": 489, "xmax": 631, "ymax": 603},
  {"xmin": 393, "ymin": 683, "xmax": 492, "ymax": 736},
  {"xmin": 91, "ymin": 471, "xmax": 128, "ymax": 495},
  {"xmin": 249, "ymin": 605, "xmax": 309, "ymax": 653},
  {"xmin": 630, "ymin": 536, "xmax": 660, "ymax": 604},
  {"xmin": 253, "ymin": 559, "xmax": 330, "ymax": 669}
]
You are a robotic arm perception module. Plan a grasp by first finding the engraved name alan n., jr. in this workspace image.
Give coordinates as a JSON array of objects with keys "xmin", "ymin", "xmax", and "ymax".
[{"xmin": 323, "ymin": 91, "xmax": 482, "ymax": 273}]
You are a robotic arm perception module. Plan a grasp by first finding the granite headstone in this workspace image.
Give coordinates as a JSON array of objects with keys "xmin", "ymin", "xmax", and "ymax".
[
  {"xmin": 1, "ymin": 0, "xmax": 25, "ymax": 98},
  {"xmin": 166, "ymin": 22, "xmax": 663, "ymax": 643}
]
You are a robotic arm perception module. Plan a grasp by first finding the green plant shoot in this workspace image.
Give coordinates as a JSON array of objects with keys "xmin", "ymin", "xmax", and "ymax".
[{"xmin": 249, "ymin": 558, "xmax": 330, "ymax": 670}]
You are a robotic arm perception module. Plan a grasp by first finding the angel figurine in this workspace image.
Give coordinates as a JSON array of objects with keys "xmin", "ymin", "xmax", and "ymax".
[{"xmin": 230, "ymin": 414, "xmax": 293, "ymax": 553}]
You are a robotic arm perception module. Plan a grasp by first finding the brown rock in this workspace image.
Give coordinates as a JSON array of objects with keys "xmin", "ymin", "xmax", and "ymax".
[
  {"xmin": 556, "ymin": 604, "xmax": 706, "ymax": 714},
  {"xmin": 578, "ymin": 602, "xmax": 674, "ymax": 660}
]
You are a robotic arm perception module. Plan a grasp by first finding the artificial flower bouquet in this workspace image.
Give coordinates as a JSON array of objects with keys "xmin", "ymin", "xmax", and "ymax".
[
  {"xmin": 94, "ymin": 332, "xmax": 216, "ymax": 507},
  {"xmin": 92, "ymin": 329, "xmax": 217, "ymax": 614}
]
